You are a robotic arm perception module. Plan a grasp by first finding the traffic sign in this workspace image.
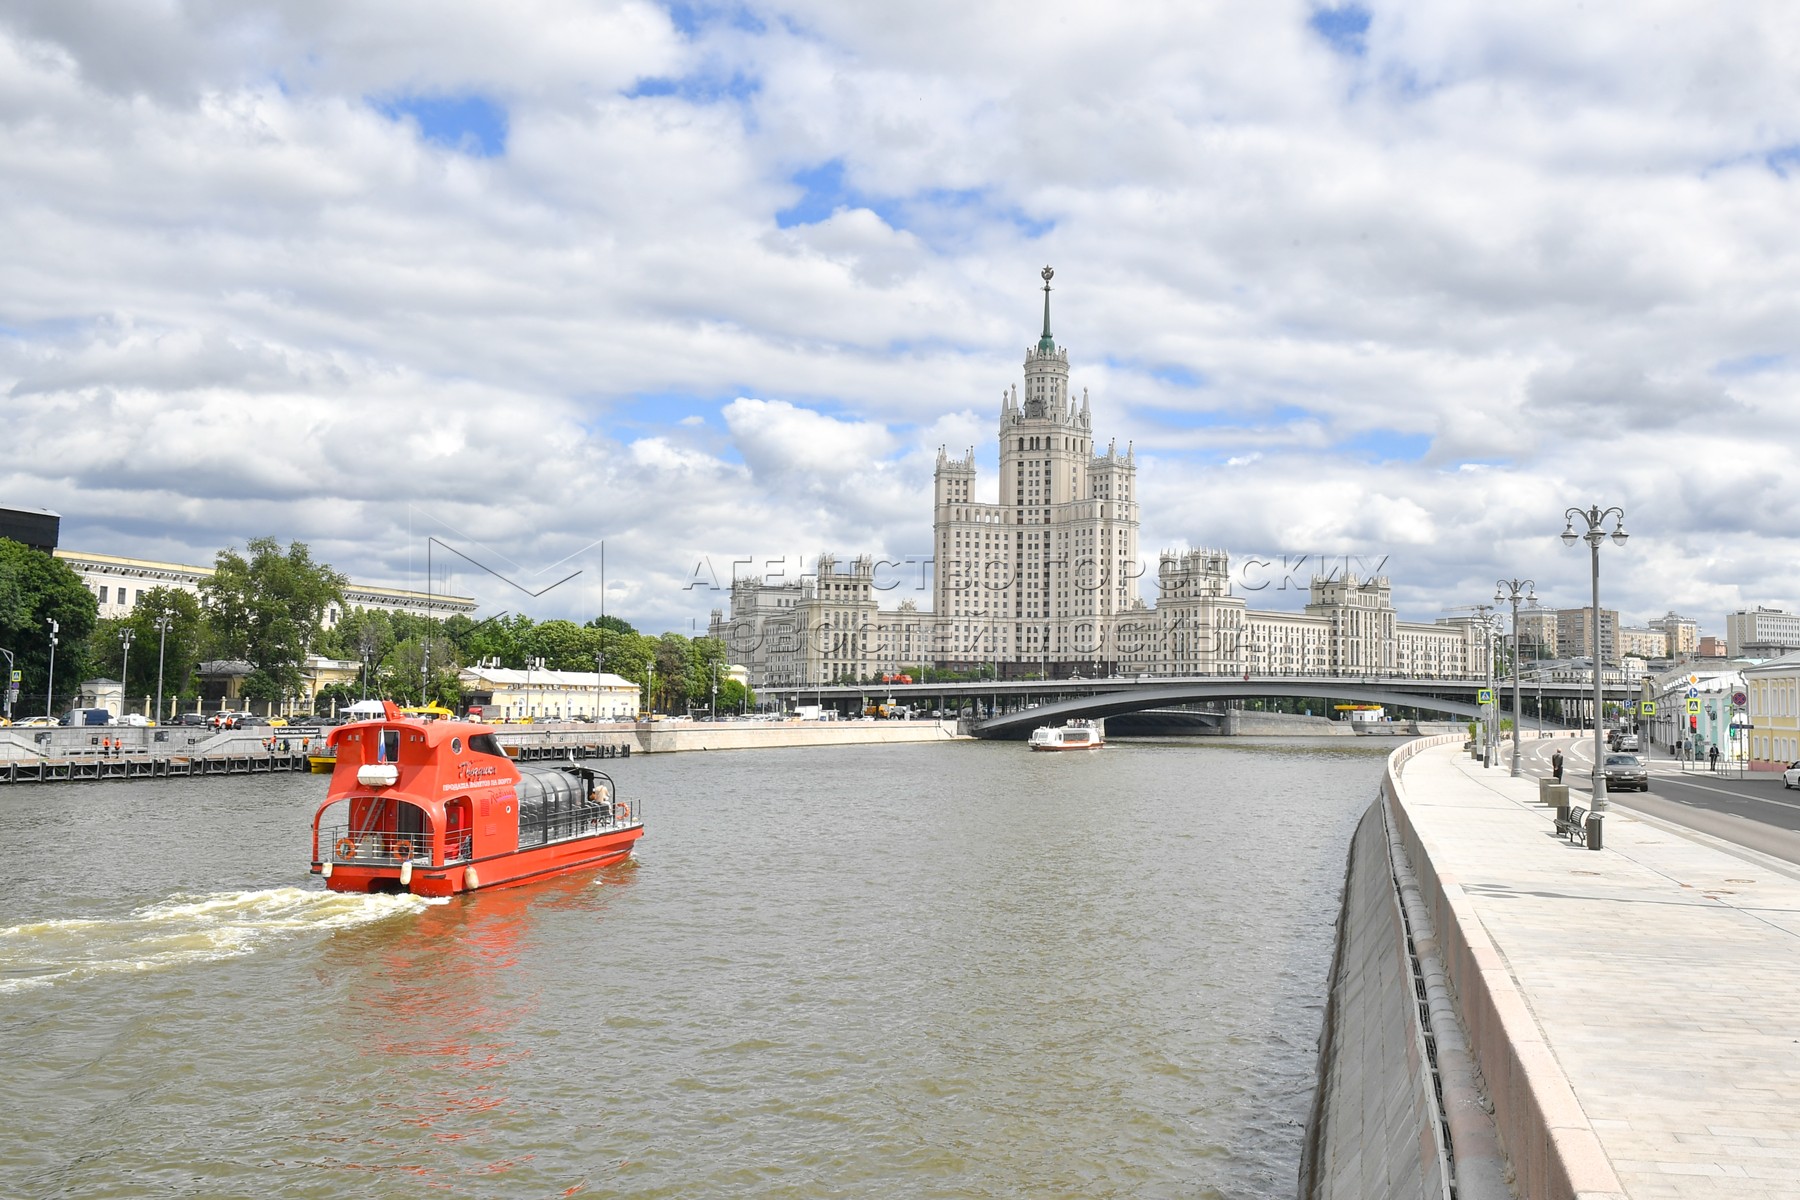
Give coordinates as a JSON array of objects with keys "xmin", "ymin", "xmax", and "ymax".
[
  {"xmin": 1686, "ymin": 698, "xmax": 1702, "ymax": 715},
  {"xmin": 1685, "ymin": 687, "xmax": 1699, "ymax": 699},
  {"xmin": 1477, "ymin": 688, "xmax": 1493, "ymax": 705},
  {"xmin": 1732, "ymin": 690, "xmax": 1748, "ymax": 708},
  {"xmin": 1640, "ymin": 701, "xmax": 1657, "ymax": 716}
]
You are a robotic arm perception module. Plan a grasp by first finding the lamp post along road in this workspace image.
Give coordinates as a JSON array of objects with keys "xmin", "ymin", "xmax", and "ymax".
[
  {"xmin": 46, "ymin": 618, "xmax": 59, "ymax": 719},
  {"xmin": 1563, "ymin": 505, "xmax": 1628, "ymax": 815},
  {"xmin": 119, "ymin": 627, "xmax": 135, "ymax": 718},
  {"xmin": 154, "ymin": 614, "xmax": 172, "ymax": 724},
  {"xmin": 1496, "ymin": 578, "xmax": 1537, "ymax": 778}
]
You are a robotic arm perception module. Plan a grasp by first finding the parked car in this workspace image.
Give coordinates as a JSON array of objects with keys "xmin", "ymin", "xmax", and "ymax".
[
  {"xmin": 117, "ymin": 713, "xmax": 151, "ymax": 727},
  {"xmin": 60, "ymin": 708, "xmax": 113, "ymax": 726},
  {"xmin": 1782, "ymin": 762, "xmax": 1800, "ymax": 790},
  {"xmin": 16, "ymin": 715, "xmax": 57, "ymax": 728},
  {"xmin": 1603, "ymin": 753, "xmax": 1648, "ymax": 792},
  {"xmin": 176, "ymin": 713, "xmax": 208, "ymax": 727}
]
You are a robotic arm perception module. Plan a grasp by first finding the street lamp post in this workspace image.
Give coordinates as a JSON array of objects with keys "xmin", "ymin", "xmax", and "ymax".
[
  {"xmin": 119, "ymin": 627, "xmax": 135, "ymax": 718},
  {"xmin": 46, "ymin": 618, "xmax": 59, "ymax": 719},
  {"xmin": 1496, "ymin": 578, "xmax": 1537, "ymax": 777},
  {"xmin": 154, "ymin": 614, "xmax": 173, "ymax": 725},
  {"xmin": 1563, "ymin": 504, "xmax": 1628, "ymax": 815},
  {"xmin": 0, "ymin": 647, "xmax": 14, "ymax": 723},
  {"xmin": 594, "ymin": 648, "xmax": 606, "ymax": 723}
]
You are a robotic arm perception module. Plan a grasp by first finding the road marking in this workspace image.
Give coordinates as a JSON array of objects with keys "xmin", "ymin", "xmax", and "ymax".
[{"xmin": 1649, "ymin": 776, "xmax": 1800, "ymax": 812}]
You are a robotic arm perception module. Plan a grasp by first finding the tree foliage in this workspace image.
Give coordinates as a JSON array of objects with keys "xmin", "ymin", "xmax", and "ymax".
[
  {"xmin": 199, "ymin": 537, "xmax": 345, "ymax": 703},
  {"xmin": 0, "ymin": 539, "xmax": 100, "ymax": 715}
]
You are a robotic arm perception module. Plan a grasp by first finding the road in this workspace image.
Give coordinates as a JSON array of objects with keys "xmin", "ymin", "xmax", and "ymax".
[{"xmin": 1487, "ymin": 732, "xmax": 1800, "ymax": 865}]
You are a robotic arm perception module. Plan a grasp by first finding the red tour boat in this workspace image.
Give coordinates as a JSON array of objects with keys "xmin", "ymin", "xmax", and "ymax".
[{"xmin": 309, "ymin": 702, "xmax": 642, "ymax": 897}]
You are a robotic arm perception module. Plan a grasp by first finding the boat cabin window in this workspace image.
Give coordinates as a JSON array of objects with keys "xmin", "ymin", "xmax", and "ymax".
[
  {"xmin": 380, "ymin": 729, "xmax": 401, "ymax": 763},
  {"xmin": 467, "ymin": 733, "xmax": 508, "ymax": 759}
]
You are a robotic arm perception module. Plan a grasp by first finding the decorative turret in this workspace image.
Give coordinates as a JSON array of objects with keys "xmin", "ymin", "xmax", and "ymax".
[{"xmin": 1037, "ymin": 265, "xmax": 1056, "ymax": 355}]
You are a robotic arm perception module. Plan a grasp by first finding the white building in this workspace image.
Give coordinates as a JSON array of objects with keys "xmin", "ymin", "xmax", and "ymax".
[
  {"xmin": 1726, "ymin": 606, "xmax": 1800, "ymax": 659},
  {"xmin": 456, "ymin": 665, "xmax": 640, "ymax": 723},
  {"xmin": 712, "ymin": 270, "xmax": 1484, "ymax": 687},
  {"xmin": 54, "ymin": 549, "xmax": 475, "ymax": 627}
]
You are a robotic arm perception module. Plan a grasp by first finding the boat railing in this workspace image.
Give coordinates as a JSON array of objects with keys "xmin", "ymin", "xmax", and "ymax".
[
  {"xmin": 516, "ymin": 802, "xmax": 640, "ymax": 849},
  {"xmin": 322, "ymin": 826, "xmax": 434, "ymax": 865}
]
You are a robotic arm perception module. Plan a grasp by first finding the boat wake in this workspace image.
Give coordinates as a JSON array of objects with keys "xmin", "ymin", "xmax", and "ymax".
[{"xmin": 0, "ymin": 887, "xmax": 441, "ymax": 993}]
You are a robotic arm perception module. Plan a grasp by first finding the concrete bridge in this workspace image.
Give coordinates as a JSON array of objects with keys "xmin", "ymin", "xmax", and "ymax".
[{"xmin": 764, "ymin": 672, "xmax": 1630, "ymax": 739}]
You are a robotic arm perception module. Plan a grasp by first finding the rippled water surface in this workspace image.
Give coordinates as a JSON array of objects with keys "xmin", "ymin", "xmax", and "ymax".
[{"xmin": 0, "ymin": 737, "xmax": 1392, "ymax": 1198}]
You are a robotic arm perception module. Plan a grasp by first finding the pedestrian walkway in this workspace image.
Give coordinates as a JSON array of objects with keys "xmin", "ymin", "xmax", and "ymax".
[{"xmin": 1393, "ymin": 740, "xmax": 1800, "ymax": 1197}]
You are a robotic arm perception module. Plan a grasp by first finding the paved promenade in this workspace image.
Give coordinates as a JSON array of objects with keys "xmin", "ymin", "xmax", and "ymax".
[{"xmin": 1394, "ymin": 740, "xmax": 1800, "ymax": 1197}]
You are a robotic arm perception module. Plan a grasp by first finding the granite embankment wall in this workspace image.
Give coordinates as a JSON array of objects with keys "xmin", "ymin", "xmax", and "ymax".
[
  {"xmin": 0, "ymin": 719, "xmax": 966, "ymax": 763},
  {"xmin": 1383, "ymin": 745, "xmax": 1617, "ymax": 1200},
  {"xmin": 1302, "ymin": 735, "xmax": 1508, "ymax": 1200}
]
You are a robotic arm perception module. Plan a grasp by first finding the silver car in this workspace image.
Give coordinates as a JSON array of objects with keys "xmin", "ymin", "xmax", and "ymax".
[{"xmin": 1782, "ymin": 762, "xmax": 1800, "ymax": 790}]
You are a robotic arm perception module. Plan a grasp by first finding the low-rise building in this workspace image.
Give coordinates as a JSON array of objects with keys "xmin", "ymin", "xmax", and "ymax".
[
  {"xmin": 1744, "ymin": 651, "xmax": 1800, "ymax": 770},
  {"xmin": 1641, "ymin": 666, "xmax": 1745, "ymax": 760},
  {"xmin": 457, "ymin": 665, "xmax": 640, "ymax": 722}
]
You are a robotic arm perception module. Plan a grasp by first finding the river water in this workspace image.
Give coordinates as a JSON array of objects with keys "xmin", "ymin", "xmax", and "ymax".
[{"xmin": 0, "ymin": 737, "xmax": 1392, "ymax": 1198}]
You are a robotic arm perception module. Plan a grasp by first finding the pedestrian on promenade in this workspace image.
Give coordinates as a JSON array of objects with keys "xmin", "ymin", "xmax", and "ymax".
[
  {"xmin": 1552, "ymin": 748, "xmax": 1564, "ymax": 782},
  {"xmin": 1709, "ymin": 744, "xmax": 1720, "ymax": 771}
]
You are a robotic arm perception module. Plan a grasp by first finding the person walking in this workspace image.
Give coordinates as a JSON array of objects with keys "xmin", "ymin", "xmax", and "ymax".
[
  {"xmin": 1551, "ymin": 748, "xmax": 1564, "ymax": 782},
  {"xmin": 1709, "ymin": 743, "xmax": 1720, "ymax": 772}
]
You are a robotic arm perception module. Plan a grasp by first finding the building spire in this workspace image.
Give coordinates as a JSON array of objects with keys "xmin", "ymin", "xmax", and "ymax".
[{"xmin": 1037, "ymin": 265, "xmax": 1055, "ymax": 353}]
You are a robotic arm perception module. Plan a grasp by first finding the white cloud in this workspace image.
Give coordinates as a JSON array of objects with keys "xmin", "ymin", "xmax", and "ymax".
[{"xmin": 2, "ymin": 3, "xmax": 1799, "ymax": 636}]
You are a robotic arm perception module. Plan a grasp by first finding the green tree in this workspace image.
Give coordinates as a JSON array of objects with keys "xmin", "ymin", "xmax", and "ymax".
[
  {"xmin": 526, "ymin": 619, "xmax": 598, "ymax": 671},
  {"xmin": 652, "ymin": 632, "xmax": 691, "ymax": 712},
  {"xmin": 0, "ymin": 538, "xmax": 99, "ymax": 716},
  {"xmin": 103, "ymin": 590, "xmax": 207, "ymax": 719},
  {"xmin": 200, "ymin": 537, "xmax": 345, "ymax": 705}
]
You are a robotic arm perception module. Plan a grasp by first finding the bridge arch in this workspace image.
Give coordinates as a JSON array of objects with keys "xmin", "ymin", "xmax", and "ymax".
[{"xmin": 973, "ymin": 682, "xmax": 1490, "ymax": 739}]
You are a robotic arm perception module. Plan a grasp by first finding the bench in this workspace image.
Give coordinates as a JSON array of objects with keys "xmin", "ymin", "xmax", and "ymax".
[{"xmin": 1555, "ymin": 804, "xmax": 1588, "ymax": 845}]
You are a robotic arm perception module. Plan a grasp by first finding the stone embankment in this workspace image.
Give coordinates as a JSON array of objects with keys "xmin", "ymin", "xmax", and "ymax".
[
  {"xmin": 1310, "ymin": 733, "xmax": 1800, "ymax": 1199},
  {"xmin": 0, "ymin": 719, "xmax": 967, "ymax": 782}
]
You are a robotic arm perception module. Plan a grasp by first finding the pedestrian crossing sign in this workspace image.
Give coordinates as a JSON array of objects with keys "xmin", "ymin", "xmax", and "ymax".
[
  {"xmin": 1640, "ymin": 701, "xmax": 1656, "ymax": 716},
  {"xmin": 1477, "ymin": 688, "xmax": 1493, "ymax": 705},
  {"xmin": 1685, "ymin": 698, "xmax": 1702, "ymax": 715}
]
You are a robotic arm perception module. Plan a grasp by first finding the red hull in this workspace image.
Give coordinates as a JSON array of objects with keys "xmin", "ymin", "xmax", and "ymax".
[{"xmin": 317, "ymin": 825, "xmax": 643, "ymax": 896}]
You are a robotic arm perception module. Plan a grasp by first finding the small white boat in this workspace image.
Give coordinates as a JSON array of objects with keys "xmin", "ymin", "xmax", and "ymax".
[{"xmin": 1028, "ymin": 721, "xmax": 1104, "ymax": 751}]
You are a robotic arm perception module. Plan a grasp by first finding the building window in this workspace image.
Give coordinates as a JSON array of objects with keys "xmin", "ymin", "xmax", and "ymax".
[{"xmin": 98, "ymin": 586, "xmax": 108, "ymax": 604}]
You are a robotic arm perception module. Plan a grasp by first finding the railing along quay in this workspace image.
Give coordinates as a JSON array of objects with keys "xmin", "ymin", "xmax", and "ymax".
[{"xmin": 0, "ymin": 752, "xmax": 311, "ymax": 785}]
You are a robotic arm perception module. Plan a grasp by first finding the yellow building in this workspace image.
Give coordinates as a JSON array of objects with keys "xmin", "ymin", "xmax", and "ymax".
[{"xmin": 1745, "ymin": 651, "xmax": 1800, "ymax": 769}]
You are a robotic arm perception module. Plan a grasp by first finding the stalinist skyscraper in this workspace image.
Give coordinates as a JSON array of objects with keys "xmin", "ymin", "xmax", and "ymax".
[{"xmin": 933, "ymin": 267, "xmax": 1140, "ymax": 674}]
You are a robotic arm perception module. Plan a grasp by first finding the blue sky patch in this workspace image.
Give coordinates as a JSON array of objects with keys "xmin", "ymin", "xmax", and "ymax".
[
  {"xmin": 659, "ymin": 1, "xmax": 765, "ymax": 38},
  {"xmin": 1714, "ymin": 353, "xmax": 1787, "ymax": 376},
  {"xmin": 1766, "ymin": 144, "xmax": 1800, "ymax": 178},
  {"xmin": 776, "ymin": 159, "xmax": 1052, "ymax": 242},
  {"xmin": 1337, "ymin": 428, "xmax": 1431, "ymax": 461},
  {"xmin": 1310, "ymin": 5, "xmax": 1371, "ymax": 57},
  {"xmin": 374, "ymin": 93, "xmax": 507, "ymax": 157},
  {"xmin": 627, "ymin": 67, "xmax": 760, "ymax": 103}
]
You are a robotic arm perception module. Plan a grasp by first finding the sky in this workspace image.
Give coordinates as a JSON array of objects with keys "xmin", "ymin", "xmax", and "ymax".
[{"xmin": 3, "ymin": 1, "xmax": 1798, "ymax": 639}]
